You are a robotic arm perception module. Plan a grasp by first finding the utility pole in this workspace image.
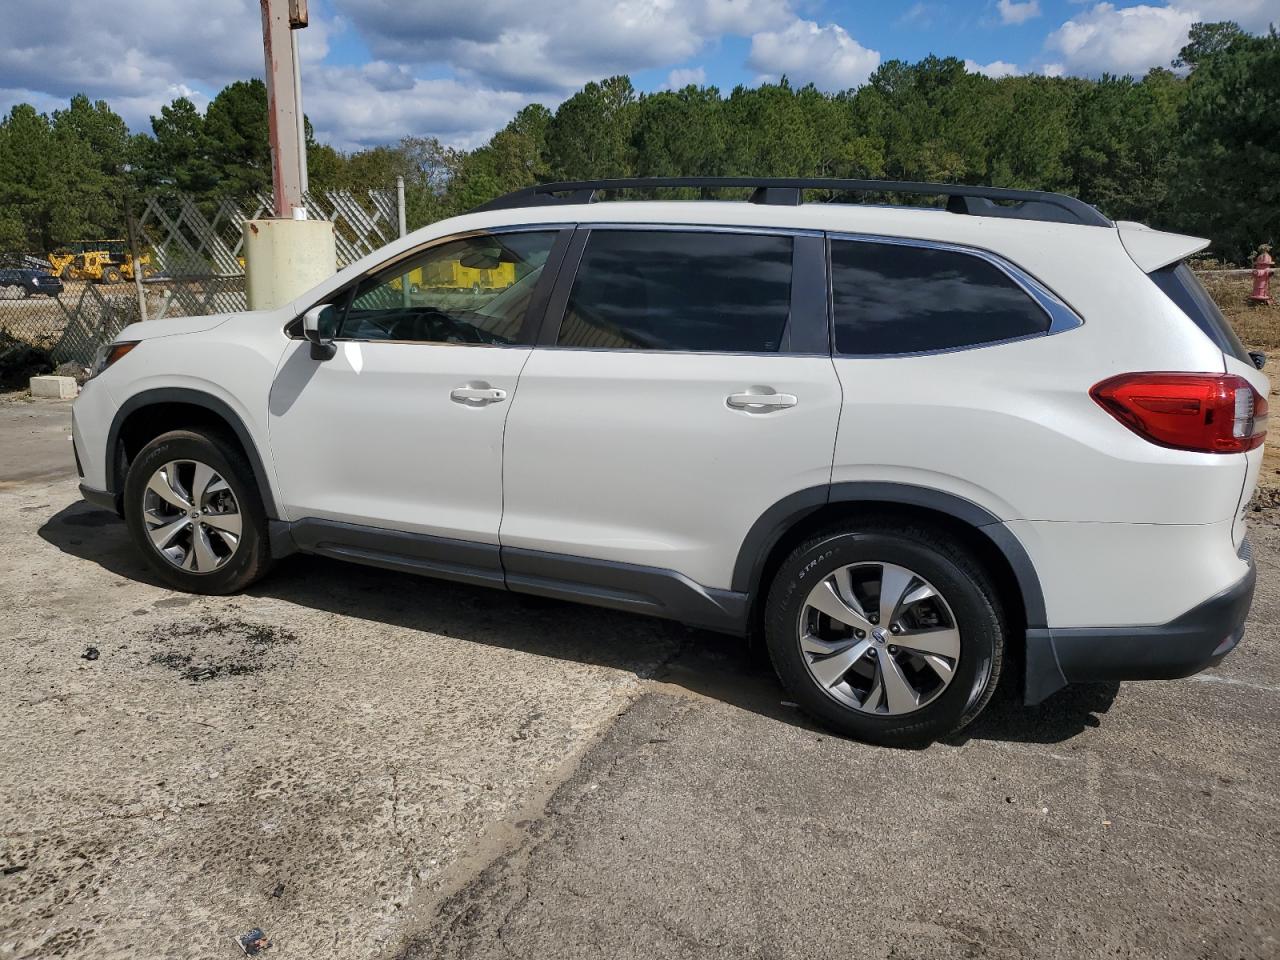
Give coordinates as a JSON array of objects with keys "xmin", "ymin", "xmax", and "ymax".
[
  {"xmin": 260, "ymin": 0, "xmax": 309, "ymax": 218},
  {"xmin": 245, "ymin": 0, "xmax": 336, "ymax": 309}
]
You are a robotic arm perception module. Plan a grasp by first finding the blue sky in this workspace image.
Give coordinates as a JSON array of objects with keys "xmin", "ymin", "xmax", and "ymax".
[{"xmin": 1, "ymin": 0, "xmax": 1277, "ymax": 151}]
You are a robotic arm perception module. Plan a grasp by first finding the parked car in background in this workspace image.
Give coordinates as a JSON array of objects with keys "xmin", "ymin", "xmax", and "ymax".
[
  {"xmin": 0, "ymin": 267, "xmax": 63, "ymax": 298},
  {"xmin": 71, "ymin": 176, "xmax": 1267, "ymax": 746}
]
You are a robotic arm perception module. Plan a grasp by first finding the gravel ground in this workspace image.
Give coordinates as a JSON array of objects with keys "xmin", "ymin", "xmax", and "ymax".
[{"xmin": 2, "ymin": 397, "xmax": 1278, "ymax": 960}]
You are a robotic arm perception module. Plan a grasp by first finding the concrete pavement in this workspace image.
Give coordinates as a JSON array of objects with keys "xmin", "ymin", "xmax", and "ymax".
[{"xmin": 2, "ymin": 396, "xmax": 1277, "ymax": 960}]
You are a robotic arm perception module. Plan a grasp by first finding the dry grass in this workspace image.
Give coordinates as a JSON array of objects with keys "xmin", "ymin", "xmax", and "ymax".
[
  {"xmin": 1201, "ymin": 271, "xmax": 1280, "ymax": 351},
  {"xmin": 1204, "ymin": 271, "xmax": 1280, "ymax": 490}
]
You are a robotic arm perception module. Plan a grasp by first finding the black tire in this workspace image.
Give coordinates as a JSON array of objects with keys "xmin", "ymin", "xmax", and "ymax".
[
  {"xmin": 102, "ymin": 266, "xmax": 122, "ymax": 284},
  {"xmin": 123, "ymin": 429, "xmax": 272, "ymax": 594},
  {"xmin": 763, "ymin": 520, "xmax": 1004, "ymax": 747}
]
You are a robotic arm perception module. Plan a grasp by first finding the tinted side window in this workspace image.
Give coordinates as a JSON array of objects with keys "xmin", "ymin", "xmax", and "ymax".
[
  {"xmin": 831, "ymin": 240, "xmax": 1049, "ymax": 356},
  {"xmin": 1149, "ymin": 261, "xmax": 1250, "ymax": 364},
  {"xmin": 337, "ymin": 231, "xmax": 557, "ymax": 345},
  {"xmin": 558, "ymin": 230, "xmax": 792, "ymax": 352}
]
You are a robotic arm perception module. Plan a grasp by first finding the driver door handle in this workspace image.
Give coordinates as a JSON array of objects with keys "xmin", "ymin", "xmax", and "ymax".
[
  {"xmin": 451, "ymin": 385, "xmax": 507, "ymax": 405},
  {"xmin": 726, "ymin": 391, "xmax": 798, "ymax": 411}
]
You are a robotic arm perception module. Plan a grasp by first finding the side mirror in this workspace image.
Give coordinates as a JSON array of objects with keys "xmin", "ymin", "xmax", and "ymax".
[{"xmin": 303, "ymin": 304, "xmax": 337, "ymax": 361}]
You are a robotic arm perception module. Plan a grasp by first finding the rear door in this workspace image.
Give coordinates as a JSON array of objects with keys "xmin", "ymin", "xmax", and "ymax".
[{"xmin": 498, "ymin": 225, "xmax": 841, "ymax": 594}]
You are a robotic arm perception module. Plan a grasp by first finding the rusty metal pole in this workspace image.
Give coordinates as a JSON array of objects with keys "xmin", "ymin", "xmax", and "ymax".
[
  {"xmin": 245, "ymin": 0, "xmax": 334, "ymax": 310},
  {"xmin": 259, "ymin": 0, "xmax": 307, "ymax": 218}
]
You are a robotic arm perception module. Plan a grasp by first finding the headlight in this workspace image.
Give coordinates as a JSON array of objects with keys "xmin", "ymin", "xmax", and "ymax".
[{"xmin": 91, "ymin": 340, "xmax": 139, "ymax": 377}]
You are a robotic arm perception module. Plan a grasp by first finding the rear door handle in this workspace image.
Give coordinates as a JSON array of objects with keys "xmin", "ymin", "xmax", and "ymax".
[
  {"xmin": 451, "ymin": 385, "xmax": 507, "ymax": 404},
  {"xmin": 726, "ymin": 391, "xmax": 798, "ymax": 411}
]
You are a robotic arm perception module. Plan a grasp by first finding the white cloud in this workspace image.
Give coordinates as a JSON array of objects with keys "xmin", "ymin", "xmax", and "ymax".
[
  {"xmin": 965, "ymin": 58, "xmax": 1023, "ymax": 77},
  {"xmin": 0, "ymin": 0, "xmax": 263, "ymax": 112},
  {"xmin": 662, "ymin": 67, "xmax": 708, "ymax": 90},
  {"xmin": 1043, "ymin": 3, "xmax": 1196, "ymax": 75},
  {"xmin": 1168, "ymin": 0, "xmax": 1280, "ymax": 33},
  {"xmin": 1040, "ymin": 1, "xmax": 1280, "ymax": 77},
  {"xmin": 997, "ymin": 0, "xmax": 1042, "ymax": 25},
  {"xmin": 747, "ymin": 19, "xmax": 881, "ymax": 91},
  {"xmin": 333, "ymin": 0, "xmax": 793, "ymax": 94},
  {"xmin": 303, "ymin": 63, "xmax": 537, "ymax": 152},
  {"xmin": 898, "ymin": 3, "xmax": 940, "ymax": 27},
  {"xmin": 0, "ymin": 0, "xmax": 345, "ymax": 131},
  {"xmin": 1042, "ymin": 62, "xmax": 1066, "ymax": 77}
]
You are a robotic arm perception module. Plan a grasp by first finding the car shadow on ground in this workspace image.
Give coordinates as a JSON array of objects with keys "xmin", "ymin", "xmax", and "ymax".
[{"xmin": 38, "ymin": 499, "xmax": 1118, "ymax": 748}]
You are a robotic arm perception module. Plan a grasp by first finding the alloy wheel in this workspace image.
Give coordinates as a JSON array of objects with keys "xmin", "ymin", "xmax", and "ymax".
[
  {"xmin": 141, "ymin": 459, "xmax": 243, "ymax": 573},
  {"xmin": 798, "ymin": 562, "xmax": 961, "ymax": 715}
]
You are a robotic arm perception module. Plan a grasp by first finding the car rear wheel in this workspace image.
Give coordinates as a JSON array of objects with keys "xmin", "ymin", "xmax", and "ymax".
[
  {"xmin": 123, "ymin": 429, "xmax": 271, "ymax": 594},
  {"xmin": 764, "ymin": 520, "xmax": 1005, "ymax": 747}
]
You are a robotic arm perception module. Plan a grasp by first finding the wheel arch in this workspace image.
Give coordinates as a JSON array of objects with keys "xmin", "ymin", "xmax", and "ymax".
[
  {"xmin": 106, "ymin": 388, "xmax": 280, "ymax": 519},
  {"xmin": 734, "ymin": 482, "xmax": 1047, "ymax": 638}
]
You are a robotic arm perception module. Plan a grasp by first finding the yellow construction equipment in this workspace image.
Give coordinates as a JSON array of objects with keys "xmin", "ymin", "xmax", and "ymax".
[
  {"xmin": 48, "ymin": 241, "xmax": 157, "ymax": 284},
  {"xmin": 392, "ymin": 259, "xmax": 516, "ymax": 296}
]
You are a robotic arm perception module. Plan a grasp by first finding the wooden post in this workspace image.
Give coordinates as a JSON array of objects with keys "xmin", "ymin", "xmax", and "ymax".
[{"xmin": 125, "ymin": 203, "xmax": 148, "ymax": 323}]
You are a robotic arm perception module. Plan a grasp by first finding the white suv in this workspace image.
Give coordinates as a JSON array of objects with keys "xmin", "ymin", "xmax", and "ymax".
[{"xmin": 71, "ymin": 178, "xmax": 1267, "ymax": 745}]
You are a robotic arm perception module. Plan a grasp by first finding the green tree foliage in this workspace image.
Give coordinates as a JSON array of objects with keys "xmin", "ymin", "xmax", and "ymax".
[
  {"xmin": 203, "ymin": 79, "xmax": 273, "ymax": 197},
  {"xmin": 1069, "ymin": 70, "xmax": 1185, "ymax": 224},
  {"xmin": 1174, "ymin": 25, "xmax": 1280, "ymax": 260},
  {"xmin": 545, "ymin": 76, "xmax": 638, "ymax": 180},
  {"xmin": 0, "ymin": 105, "xmax": 56, "ymax": 250},
  {"xmin": 0, "ymin": 97, "xmax": 136, "ymax": 251},
  {"xmin": 144, "ymin": 97, "xmax": 219, "ymax": 194},
  {"xmin": 0, "ymin": 22, "xmax": 1276, "ymax": 260}
]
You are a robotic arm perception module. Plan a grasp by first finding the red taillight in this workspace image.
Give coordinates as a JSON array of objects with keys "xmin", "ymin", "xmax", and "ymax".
[{"xmin": 1090, "ymin": 373, "xmax": 1268, "ymax": 454}]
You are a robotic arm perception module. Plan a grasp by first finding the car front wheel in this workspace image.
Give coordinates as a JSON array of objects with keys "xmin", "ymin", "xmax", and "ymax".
[
  {"xmin": 123, "ymin": 429, "xmax": 271, "ymax": 594},
  {"xmin": 764, "ymin": 520, "xmax": 1005, "ymax": 746}
]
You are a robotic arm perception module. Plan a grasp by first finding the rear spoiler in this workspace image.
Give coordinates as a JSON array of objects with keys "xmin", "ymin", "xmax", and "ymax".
[{"xmin": 1116, "ymin": 220, "xmax": 1210, "ymax": 272}]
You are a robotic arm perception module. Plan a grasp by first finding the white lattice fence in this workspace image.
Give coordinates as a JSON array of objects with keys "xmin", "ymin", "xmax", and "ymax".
[{"xmin": 134, "ymin": 187, "xmax": 399, "ymax": 285}]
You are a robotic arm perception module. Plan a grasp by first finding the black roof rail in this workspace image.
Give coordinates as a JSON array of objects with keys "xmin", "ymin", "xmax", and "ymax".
[{"xmin": 472, "ymin": 177, "xmax": 1111, "ymax": 227}]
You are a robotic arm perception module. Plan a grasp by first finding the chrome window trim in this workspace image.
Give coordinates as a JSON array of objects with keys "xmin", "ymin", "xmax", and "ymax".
[
  {"xmin": 584, "ymin": 221, "xmax": 824, "ymax": 238},
  {"xmin": 826, "ymin": 231, "xmax": 1085, "ymax": 359}
]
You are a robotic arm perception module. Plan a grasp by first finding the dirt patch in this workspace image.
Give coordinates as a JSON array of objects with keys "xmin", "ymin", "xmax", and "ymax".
[
  {"xmin": 1202, "ymin": 271, "xmax": 1279, "ymax": 352},
  {"xmin": 146, "ymin": 617, "xmax": 298, "ymax": 682}
]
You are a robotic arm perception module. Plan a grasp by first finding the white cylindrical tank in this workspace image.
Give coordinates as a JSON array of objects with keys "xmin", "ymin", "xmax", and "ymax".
[{"xmin": 243, "ymin": 218, "xmax": 337, "ymax": 310}]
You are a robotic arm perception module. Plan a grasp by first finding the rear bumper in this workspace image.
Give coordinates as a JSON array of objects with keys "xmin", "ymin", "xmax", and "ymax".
[{"xmin": 1025, "ymin": 540, "xmax": 1256, "ymax": 704}]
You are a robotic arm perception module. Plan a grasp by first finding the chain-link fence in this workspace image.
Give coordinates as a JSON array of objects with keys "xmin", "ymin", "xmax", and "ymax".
[{"xmin": 0, "ymin": 187, "xmax": 400, "ymax": 388}]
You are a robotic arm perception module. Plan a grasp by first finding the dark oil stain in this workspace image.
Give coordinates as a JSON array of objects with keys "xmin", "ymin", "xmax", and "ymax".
[{"xmin": 146, "ymin": 617, "xmax": 299, "ymax": 683}]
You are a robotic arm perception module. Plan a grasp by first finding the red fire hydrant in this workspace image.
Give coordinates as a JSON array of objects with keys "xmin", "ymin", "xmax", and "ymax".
[{"xmin": 1250, "ymin": 245, "xmax": 1274, "ymax": 305}]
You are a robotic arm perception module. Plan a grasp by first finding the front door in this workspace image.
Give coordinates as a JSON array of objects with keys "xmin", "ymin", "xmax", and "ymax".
[{"xmin": 268, "ymin": 228, "xmax": 562, "ymax": 551}]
